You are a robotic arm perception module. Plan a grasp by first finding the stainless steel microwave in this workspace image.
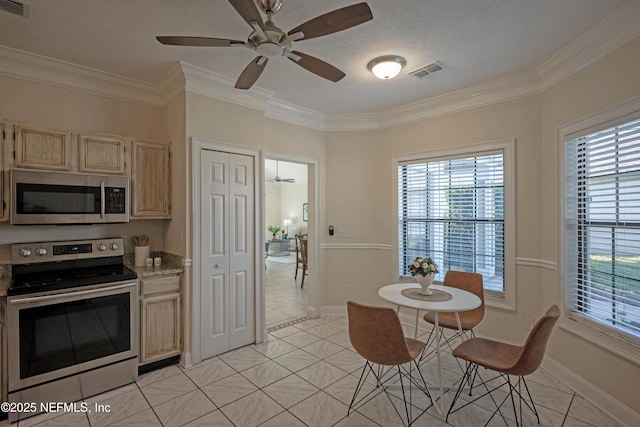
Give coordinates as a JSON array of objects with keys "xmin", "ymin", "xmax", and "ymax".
[{"xmin": 10, "ymin": 170, "xmax": 129, "ymax": 225}]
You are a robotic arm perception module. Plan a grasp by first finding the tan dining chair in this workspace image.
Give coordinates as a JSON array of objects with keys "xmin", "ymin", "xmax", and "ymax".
[
  {"xmin": 294, "ymin": 234, "xmax": 308, "ymax": 287},
  {"xmin": 446, "ymin": 304, "xmax": 560, "ymax": 426},
  {"xmin": 422, "ymin": 270, "xmax": 484, "ymax": 355},
  {"xmin": 347, "ymin": 301, "xmax": 433, "ymax": 426}
]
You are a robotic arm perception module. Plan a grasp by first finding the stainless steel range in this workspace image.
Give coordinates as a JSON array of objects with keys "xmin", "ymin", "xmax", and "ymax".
[{"xmin": 7, "ymin": 238, "xmax": 138, "ymax": 422}]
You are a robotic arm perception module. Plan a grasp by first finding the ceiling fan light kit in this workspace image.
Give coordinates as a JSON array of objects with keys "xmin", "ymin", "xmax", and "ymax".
[
  {"xmin": 156, "ymin": 0, "xmax": 373, "ymax": 90},
  {"xmin": 367, "ymin": 55, "xmax": 406, "ymax": 80}
]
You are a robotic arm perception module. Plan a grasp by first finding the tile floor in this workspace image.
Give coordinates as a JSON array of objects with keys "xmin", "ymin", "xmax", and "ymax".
[
  {"xmin": 264, "ymin": 255, "xmax": 308, "ymax": 328},
  {"xmin": 7, "ymin": 314, "xmax": 625, "ymax": 427}
]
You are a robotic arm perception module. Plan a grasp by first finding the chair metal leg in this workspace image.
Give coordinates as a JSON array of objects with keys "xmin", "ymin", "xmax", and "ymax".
[{"xmin": 348, "ymin": 359, "xmax": 433, "ymax": 427}]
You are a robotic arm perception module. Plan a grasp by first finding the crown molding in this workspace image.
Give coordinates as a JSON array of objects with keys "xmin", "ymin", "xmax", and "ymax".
[
  {"xmin": 157, "ymin": 62, "xmax": 186, "ymax": 106},
  {"xmin": 325, "ymin": 113, "xmax": 379, "ymax": 132},
  {"xmin": 264, "ymin": 98, "xmax": 327, "ymax": 131},
  {"xmin": 180, "ymin": 62, "xmax": 271, "ymax": 111},
  {"xmin": 0, "ymin": 0, "xmax": 637, "ymax": 131},
  {"xmin": 372, "ymin": 70, "xmax": 542, "ymax": 130},
  {"xmin": 537, "ymin": 0, "xmax": 640, "ymax": 91},
  {"xmin": 0, "ymin": 44, "xmax": 162, "ymax": 106}
]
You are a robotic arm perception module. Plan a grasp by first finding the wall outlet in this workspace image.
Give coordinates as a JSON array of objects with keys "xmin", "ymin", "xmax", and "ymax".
[
  {"xmin": 183, "ymin": 258, "xmax": 192, "ymax": 267},
  {"xmin": 345, "ymin": 285, "xmax": 352, "ymax": 294},
  {"xmin": 525, "ymin": 317, "xmax": 534, "ymax": 331}
]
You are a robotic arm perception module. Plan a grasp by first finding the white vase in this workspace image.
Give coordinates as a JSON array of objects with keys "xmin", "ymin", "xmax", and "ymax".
[
  {"xmin": 134, "ymin": 246, "xmax": 150, "ymax": 266},
  {"xmin": 416, "ymin": 273, "xmax": 435, "ymax": 295}
]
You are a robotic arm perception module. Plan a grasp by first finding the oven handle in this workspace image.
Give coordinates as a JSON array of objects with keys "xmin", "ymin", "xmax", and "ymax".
[{"xmin": 9, "ymin": 282, "xmax": 136, "ymax": 305}]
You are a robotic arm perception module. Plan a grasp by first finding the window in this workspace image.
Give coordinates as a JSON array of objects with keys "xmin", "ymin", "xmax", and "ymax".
[
  {"xmin": 564, "ymin": 117, "xmax": 640, "ymax": 342},
  {"xmin": 395, "ymin": 140, "xmax": 514, "ymax": 306}
]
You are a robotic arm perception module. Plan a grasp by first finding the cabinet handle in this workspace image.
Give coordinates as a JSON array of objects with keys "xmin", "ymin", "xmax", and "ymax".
[{"xmin": 215, "ymin": 264, "xmax": 222, "ymax": 268}]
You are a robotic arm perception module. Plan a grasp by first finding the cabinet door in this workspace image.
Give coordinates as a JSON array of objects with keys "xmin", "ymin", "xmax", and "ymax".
[
  {"xmin": 0, "ymin": 122, "xmax": 6, "ymax": 221},
  {"xmin": 140, "ymin": 293, "xmax": 181, "ymax": 364},
  {"xmin": 1, "ymin": 298, "xmax": 6, "ymax": 403},
  {"xmin": 79, "ymin": 134, "xmax": 126, "ymax": 174},
  {"xmin": 15, "ymin": 125, "xmax": 71, "ymax": 171},
  {"xmin": 131, "ymin": 140, "xmax": 171, "ymax": 218}
]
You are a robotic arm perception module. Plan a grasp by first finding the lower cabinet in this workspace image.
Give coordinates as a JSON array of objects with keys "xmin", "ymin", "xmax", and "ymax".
[{"xmin": 139, "ymin": 275, "xmax": 181, "ymax": 365}]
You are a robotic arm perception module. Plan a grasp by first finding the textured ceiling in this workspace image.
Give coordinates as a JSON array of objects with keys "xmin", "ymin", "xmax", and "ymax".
[{"xmin": 0, "ymin": 0, "xmax": 629, "ymax": 114}]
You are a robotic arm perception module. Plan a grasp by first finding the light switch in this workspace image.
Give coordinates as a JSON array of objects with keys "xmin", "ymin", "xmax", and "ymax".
[{"xmin": 337, "ymin": 227, "xmax": 351, "ymax": 238}]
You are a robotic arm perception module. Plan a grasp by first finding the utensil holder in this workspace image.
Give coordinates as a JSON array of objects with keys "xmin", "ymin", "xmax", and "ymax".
[{"xmin": 135, "ymin": 246, "xmax": 150, "ymax": 266}]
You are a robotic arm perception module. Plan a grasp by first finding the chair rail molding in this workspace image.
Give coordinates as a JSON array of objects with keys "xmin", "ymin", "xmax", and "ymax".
[{"xmin": 320, "ymin": 243, "xmax": 393, "ymax": 251}]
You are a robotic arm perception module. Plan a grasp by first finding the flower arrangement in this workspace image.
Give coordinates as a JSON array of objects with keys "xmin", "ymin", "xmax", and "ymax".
[
  {"xmin": 267, "ymin": 225, "xmax": 281, "ymax": 238},
  {"xmin": 408, "ymin": 256, "xmax": 439, "ymax": 277}
]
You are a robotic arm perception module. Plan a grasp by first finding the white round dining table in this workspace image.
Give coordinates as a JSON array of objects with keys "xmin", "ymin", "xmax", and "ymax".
[{"xmin": 378, "ymin": 282, "xmax": 482, "ymax": 414}]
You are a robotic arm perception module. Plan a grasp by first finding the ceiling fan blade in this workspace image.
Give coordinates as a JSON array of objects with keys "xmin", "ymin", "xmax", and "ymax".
[
  {"xmin": 156, "ymin": 36, "xmax": 245, "ymax": 47},
  {"xmin": 228, "ymin": 0, "xmax": 265, "ymax": 31},
  {"xmin": 287, "ymin": 2, "xmax": 373, "ymax": 41},
  {"xmin": 287, "ymin": 51, "xmax": 345, "ymax": 82},
  {"xmin": 235, "ymin": 56, "xmax": 268, "ymax": 89}
]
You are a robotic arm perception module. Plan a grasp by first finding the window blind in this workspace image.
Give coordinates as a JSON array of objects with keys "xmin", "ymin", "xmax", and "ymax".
[
  {"xmin": 398, "ymin": 152, "xmax": 505, "ymax": 294},
  {"xmin": 565, "ymin": 118, "xmax": 640, "ymax": 339}
]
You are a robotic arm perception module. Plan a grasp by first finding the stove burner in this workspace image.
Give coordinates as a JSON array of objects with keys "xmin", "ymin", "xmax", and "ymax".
[{"xmin": 9, "ymin": 263, "xmax": 137, "ymax": 296}]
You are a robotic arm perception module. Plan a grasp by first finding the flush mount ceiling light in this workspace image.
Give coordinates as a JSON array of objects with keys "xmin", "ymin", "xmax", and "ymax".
[{"xmin": 367, "ymin": 55, "xmax": 406, "ymax": 80}]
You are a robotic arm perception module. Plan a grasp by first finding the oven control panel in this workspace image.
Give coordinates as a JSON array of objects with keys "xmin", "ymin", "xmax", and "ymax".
[{"xmin": 11, "ymin": 238, "xmax": 126, "ymax": 264}]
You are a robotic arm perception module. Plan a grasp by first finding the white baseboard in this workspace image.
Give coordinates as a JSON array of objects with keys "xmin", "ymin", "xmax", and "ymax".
[{"xmin": 541, "ymin": 356, "xmax": 639, "ymax": 427}]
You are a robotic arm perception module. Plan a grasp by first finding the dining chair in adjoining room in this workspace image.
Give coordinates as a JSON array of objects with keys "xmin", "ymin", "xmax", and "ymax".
[
  {"xmin": 294, "ymin": 233, "xmax": 308, "ymax": 287},
  {"xmin": 347, "ymin": 301, "xmax": 433, "ymax": 427},
  {"xmin": 422, "ymin": 270, "xmax": 484, "ymax": 356},
  {"xmin": 446, "ymin": 304, "xmax": 561, "ymax": 427}
]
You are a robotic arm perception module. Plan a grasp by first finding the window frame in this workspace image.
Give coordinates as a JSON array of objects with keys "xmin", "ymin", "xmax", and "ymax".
[
  {"xmin": 558, "ymin": 97, "xmax": 640, "ymax": 364},
  {"xmin": 393, "ymin": 139, "xmax": 516, "ymax": 310}
]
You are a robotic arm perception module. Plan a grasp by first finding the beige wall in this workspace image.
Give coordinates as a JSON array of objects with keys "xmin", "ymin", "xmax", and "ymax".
[
  {"xmin": 324, "ymin": 97, "xmax": 544, "ymax": 344},
  {"xmin": 540, "ymin": 37, "xmax": 640, "ymax": 412},
  {"xmin": 1, "ymin": 34, "xmax": 639, "ymax": 415},
  {"xmin": 0, "ymin": 75, "xmax": 170, "ymax": 261},
  {"xmin": 323, "ymin": 36, "xmax": 640, "ymax": 414}
]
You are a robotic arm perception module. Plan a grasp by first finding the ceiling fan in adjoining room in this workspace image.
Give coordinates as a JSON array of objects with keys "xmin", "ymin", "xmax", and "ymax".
[
  {"xmin": 156, "ymin": 0, "xmax": 373, "ymax": 89},
  {"xmin": 266, "ymin": 160, "xmax": 295, "ymax": 184}
]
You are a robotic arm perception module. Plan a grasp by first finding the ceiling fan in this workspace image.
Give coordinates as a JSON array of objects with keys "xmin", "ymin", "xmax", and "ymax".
[
  {"xmin": 266, "ymin": 161, "xmax": 295, "ymax": 184},
  {"xmin": 156, "ymin": 0, "xmax": 373, "ymax": 89}
]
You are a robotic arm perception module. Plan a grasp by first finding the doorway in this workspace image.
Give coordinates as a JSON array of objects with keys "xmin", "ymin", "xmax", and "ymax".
[{"xmin": 264, "ymin": 159, "xmax": 308, "ymax": 328}]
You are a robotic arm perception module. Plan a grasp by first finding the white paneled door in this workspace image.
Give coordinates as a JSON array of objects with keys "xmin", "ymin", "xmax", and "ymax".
[{"xmin": 200, "ymin": 149, "xmax": 255, "ymax": 359}]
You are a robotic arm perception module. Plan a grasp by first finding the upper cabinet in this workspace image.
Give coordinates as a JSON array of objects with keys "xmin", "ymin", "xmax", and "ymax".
[
  {"xmin": 78, "ymin": 134, "xmax": 127, "ymax": 174},
  {"xmin": 2, "ymin": 121, "xmax": 171, "ymax": 220},
  {"xmin": 15, "ymin": 125, "xmax": 72, "ymax": 171},
  {"xmin": 131, "ymin": 140, "xmax": 171, "ymax": 219}
]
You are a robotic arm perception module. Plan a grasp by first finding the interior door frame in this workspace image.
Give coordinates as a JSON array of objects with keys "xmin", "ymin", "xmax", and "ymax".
[
  {"xmin": 263, "ymin": 150, "xmax": 321, "ymax": 323},
  {"xmin": 191, "ymin": 137, "xmax": 263, "ymax": 365}
]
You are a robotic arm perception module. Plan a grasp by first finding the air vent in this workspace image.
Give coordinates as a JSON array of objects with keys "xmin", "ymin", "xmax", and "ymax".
[
  {"xmin": 408, "ymin": 62, "xmax": 442, "ymax": 79},
  {"xmin": 0, "ymin": 0, "xmax": 30, "ymax": 18}
]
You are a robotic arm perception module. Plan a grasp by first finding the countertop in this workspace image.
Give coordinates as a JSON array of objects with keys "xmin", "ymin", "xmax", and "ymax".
[
  {"xmin": 124, "ymin": 250, "xmax": 184, "ymax": 278},
  {"xmin": 126, "ymin": 263, "xmax": 183, "ymax": 278},
  {"xmin": 0, "ymin": 252, "xmax": 184, "ymax": 296}
]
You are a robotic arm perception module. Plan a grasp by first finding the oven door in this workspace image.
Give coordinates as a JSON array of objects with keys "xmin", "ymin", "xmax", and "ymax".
[{"xmin": 7, "ymin": 280, "xmax": 138, "ymax": 393}]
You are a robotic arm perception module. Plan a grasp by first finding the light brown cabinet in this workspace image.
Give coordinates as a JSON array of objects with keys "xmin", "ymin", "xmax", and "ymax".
[
  {"xmin": 14, "ymin": 125, "xmax": 72, "ymax": 171},
  {"xmin": 78, "ymin": 134, "xmax": 127, "ymax": 174},
  {"xmin": 1, "ymin": 298, "xmax": 6, "ymax": 404},
  {"xmin": 1, "ymin": 122, "xmax": 6, "ymax": 221},
  {"xmin": 131, "ymin": 140, "xmax": 171, "ymax": 219},
  {"xmin": 139, "ymin": 274, "xmax": 181, "ymax": 365}
]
